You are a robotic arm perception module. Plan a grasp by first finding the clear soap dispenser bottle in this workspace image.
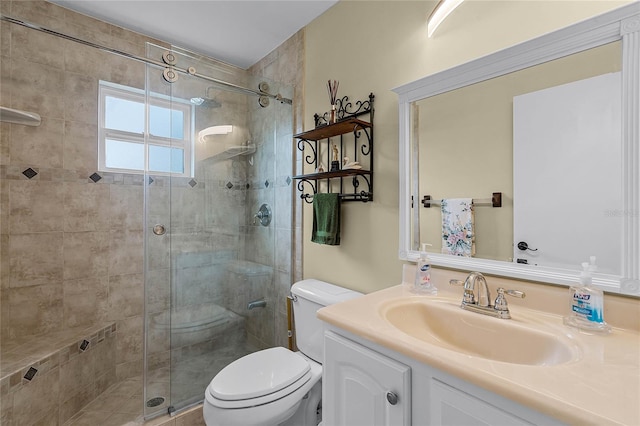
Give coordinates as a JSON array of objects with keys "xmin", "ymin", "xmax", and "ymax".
[
  {"xmin": 563, "ymin": 256, "xmax": 611, "ymax": 334},
  {"xmin": 413, "ymin": 243, "xmax": 437, "ymax": 295}
]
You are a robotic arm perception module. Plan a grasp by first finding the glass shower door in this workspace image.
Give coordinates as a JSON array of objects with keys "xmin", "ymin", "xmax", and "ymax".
[{"xmin": 143, "ymin": 43, "xmax": 290, "ymax": 419}]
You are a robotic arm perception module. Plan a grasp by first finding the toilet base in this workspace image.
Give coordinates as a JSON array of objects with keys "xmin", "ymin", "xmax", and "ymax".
[{"xmin": 279, "ymin": 381, "xmax": 321, "ymax": 426}]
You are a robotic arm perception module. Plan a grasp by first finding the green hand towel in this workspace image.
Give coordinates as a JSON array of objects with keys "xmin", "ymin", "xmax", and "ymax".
[{"xmin": 312, "ymin": 193, "xmax": 341, "ymax": 245}]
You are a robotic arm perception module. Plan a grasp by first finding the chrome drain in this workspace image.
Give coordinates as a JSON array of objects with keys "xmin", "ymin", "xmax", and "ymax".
[{"xmin": 146, "ymin": 397, "xmax": 165, "ymax": 408}]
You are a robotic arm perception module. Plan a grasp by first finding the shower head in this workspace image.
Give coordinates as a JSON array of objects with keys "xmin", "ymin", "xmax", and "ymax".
[
  {"xmin": 190, "ymin": 87, "xmax": 221, "ymax": 108},
  {"xmin": 190, "ymin": 96, "xmax": 222, "ymax": 108}
]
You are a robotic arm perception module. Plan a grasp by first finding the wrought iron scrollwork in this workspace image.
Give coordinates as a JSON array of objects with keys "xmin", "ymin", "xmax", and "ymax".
[
  {"xmin": 314, "ymin": 93, "xmax": 375, "ymax": 127},
  {"xmin": 297, "ymin": 179, "xmax": 317, "ymax": 203},
  {"xmin": 297, "ymin": 139, "xmax": 317, "ymax": 165},
  {"xmin": 350, "ymin": 125, "xmax": 372, "ymax": 157},
  {"xmin": 294, "ymin": 92, "xmax": 374, "ymax": 203}
]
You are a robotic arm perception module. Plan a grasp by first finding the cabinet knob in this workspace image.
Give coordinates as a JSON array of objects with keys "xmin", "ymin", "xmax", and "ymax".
[{"xmin": 386, "ymin": 391, "xmax": 399, "ymax": 405}]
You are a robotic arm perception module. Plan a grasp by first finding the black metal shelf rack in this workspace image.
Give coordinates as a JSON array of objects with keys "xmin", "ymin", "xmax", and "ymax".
[{"xmin": 293, "ymin": 93, "xmax": 374, "ymax": 203}]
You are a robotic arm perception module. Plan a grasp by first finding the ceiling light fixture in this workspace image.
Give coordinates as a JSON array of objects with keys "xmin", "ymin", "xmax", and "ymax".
[{"xmin": 427, "ymin": 0, "xmax": 464, "ymax": 38}]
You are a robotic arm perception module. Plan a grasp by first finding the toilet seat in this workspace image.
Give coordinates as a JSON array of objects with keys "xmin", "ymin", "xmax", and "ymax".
[{"xmin": 207, "ymin": 347, "xmax": 311, "ymax": 409}]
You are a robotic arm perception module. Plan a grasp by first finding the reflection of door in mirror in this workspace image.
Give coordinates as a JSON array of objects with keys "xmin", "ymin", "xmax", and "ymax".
[
  {"xmin": 413, "ymin": 41, "xmax": 621, "ymax": 269},
  {"xmin": 513, "ymin": 72, "xmax": 621, "ymax": 275}
]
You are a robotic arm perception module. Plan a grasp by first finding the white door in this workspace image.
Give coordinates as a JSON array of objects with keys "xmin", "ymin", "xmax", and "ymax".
[
  {"xmin": 323, "ymin": 331, "xmax": 411, "ymax": 426},
  {"xmin": 513, "ymin": 72, "xmax": 622, "ymax": 274}
]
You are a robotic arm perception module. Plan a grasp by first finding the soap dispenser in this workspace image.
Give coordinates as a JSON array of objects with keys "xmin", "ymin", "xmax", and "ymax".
[
  {"xmin": 563, "ymin": 256, "xmax": 611, "ymax": 334},
  {"xmin": 413, "ymin": 243, "xmax": 437, "ymax": 295}
]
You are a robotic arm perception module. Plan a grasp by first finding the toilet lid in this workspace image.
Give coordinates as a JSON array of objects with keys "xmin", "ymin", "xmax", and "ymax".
[{"xmin": 209, "ymin": 347, "xmax": 310, "ymax": 401}]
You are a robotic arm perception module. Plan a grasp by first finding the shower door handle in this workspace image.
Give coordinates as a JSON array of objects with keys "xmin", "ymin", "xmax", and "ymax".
[{"xmin": 153, "ymin": 224, "xmax": 166, "ymax": 235}]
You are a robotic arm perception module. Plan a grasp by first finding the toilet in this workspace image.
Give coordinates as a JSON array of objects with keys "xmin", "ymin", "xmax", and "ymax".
[{"xmin": 203, "ymin": 279, "xmax": 362, "ymax": 426}]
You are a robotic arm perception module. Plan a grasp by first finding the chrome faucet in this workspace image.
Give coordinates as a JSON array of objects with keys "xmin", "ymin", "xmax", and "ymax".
[{"xmin": 450, "ymin": 272, "xmax": 525, "ymax": 319}]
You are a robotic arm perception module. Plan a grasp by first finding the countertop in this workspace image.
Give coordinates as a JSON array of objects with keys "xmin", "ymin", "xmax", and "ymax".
[{"xmin": 317, "ymin": 283, "xmax": 640, "ymax": 425}]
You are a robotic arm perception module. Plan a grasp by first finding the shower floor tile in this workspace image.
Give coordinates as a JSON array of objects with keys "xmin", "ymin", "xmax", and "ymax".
[
  {"xmin": 65, "ymin": 340, "xmax": 261, "ymax": 425},
  {"xmin": 64, "ymin": 377, "xmax": 145, "ymax": 426}
]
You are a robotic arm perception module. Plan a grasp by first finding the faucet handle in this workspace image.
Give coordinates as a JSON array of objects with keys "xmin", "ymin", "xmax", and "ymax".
[
  {"xmin": 449, "ymin": 279, "xmax": 475, "ymax": 304},
  {"xmin": 494, "ymin": 287, "xmax": 526, "ymax": 312}
]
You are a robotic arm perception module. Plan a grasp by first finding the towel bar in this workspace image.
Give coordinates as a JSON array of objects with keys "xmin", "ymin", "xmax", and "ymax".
[{"xmin": 422, "ymin": 192, "xmax": 502, "ymax": 208}]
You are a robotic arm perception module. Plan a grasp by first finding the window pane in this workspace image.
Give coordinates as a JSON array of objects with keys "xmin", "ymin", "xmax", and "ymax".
[
  {"xmin": 105, "ymin": 139, "xmax": 144, "ymax": 170},
  {"xmin": 150, "ymin": 105, "xmax": 184, "ymax": 139},
  {"xmin": 149, "ymin": 145, "xmax": 184, "ymax": 173},
  {"xmin": 105, "ymin": 96, "xmax": 144, "ymax": 133}
]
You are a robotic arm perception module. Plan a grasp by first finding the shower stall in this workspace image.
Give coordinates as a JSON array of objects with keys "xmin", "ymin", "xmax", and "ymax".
[
  {"xmin": 0, "ymin": 8, "xmax": 295, "ymax": 424},
  {"xmin": 142, "ymin": 45, "xmax": 294, "ymax": 417}
]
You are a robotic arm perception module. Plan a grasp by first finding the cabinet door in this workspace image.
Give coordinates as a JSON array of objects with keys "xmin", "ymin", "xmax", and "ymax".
[
  {"xmin": 430, "ymin": 379, "xmax": 535, "ymax": 426},
  {"xmin": 324, "ymin": 332, "xmax": 411, "ymax": 426}
]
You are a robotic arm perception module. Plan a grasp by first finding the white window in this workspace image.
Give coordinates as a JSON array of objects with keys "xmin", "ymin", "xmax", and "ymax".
[{"xmin": 98, "ymin": 81, "xmax": 193, "ymax": 177}]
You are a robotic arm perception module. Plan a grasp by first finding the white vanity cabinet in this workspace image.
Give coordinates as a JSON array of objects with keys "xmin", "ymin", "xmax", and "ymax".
[
  {"xmin": 323, "ymin": 328, "xmax": 565, "ymax": 426},
  {"xmin": 323, "ymin": 332, "xmax": 411, "ymax": 426}
]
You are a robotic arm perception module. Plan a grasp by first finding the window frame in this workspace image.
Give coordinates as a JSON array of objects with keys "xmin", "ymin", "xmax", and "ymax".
[{"xmin": 98, "ymin": 81, "xmax": 194, "ymax": 177}]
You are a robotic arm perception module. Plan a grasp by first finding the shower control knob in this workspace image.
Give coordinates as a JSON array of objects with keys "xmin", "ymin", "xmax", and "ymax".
[{"xmin": 386, "ymin": 391, "xmax": 398, "ymax": 405}]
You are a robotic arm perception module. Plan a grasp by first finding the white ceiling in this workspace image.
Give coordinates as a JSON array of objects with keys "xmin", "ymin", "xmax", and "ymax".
[{"xmin": 48, "ymin": 0, "xmax": 338, "ymax": 69}]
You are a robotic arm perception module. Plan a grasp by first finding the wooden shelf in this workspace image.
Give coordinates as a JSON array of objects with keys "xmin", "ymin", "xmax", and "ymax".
[
  {"xmin": 293, "ymin": 169, "xmax": 372, "ymax": 181},
  {"xmin": 294, "ymin": 118, "xmax": 371, "ymax": 141}
]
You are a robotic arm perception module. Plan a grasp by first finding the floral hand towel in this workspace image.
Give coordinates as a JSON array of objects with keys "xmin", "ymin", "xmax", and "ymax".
[{"xmin": 441, "ymin": 198, "xmax": 475, "ymax": 257}]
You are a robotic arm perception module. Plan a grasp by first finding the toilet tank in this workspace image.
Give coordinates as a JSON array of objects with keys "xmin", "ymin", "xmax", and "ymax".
[{"xmin": 290, "ymin": 279, "xmax": 362, "ymax": 363}]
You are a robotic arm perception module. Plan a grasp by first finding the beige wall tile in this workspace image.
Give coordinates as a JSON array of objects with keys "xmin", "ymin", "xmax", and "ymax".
[
  {"xmin": 63, "ymin": 120, "xmax": 98, "ymax": 171},
  {"xmin": 0, "ymin": 11, "xmax": 10, "ymax": 57},
  {"xmin": 9, "ymin": 180, "xmax": 65, "ymax": 233},
  {"xmin": 109, "ymin": 184, "xmax": 143, "ymax": 230},
  {"xmin": 64, "ymin": 72, "xmax": 99, "ymax": 125},
  {"xmin": 108, "ymin": 54, "xmax": 146, "ymax": 90},
  {"xmin": 10, "ymin": 117, "xmax": 64, "ymax": 168},
  {"xmin": 63, "ymin": 231, "xmax": 110, "ymax": 280},
  {"xmin": 0, "ymin": 390, "xmax": 12, "ymax": 426},
  {"xmin": 115, "ymin": 315, "xmax": 143, "ymax": 364},
  {"xmin": 10, "ymin": 1, "xmax": 66, "ymax": 29},
  {"xmin": 147, "ymin": 232, "xmax": 170, "ymax": 272},
  {"xmin": 0, "ymin": 123, "xmax": 10, "ymax": 167},
  {"xmin": 109, "ymin": 229, "xmax": 143, "ymax": 276},
  {"xmin": 59, "ymin": 349, "xmax": 95, "ymax": 397},
  {"xmin": 63, "ymin": 181, "xmax": 111, "ymax": 232},
  {"xmin": 7, "ymin": 282, "xmax": 63, "ymax": 338},
  {"xmin": 145, "ymin": 268, "xmax": 170, "ymax": 314},
  {"xmin": 63, "ymin": 41, "xmax": 112, "ymax": 82},
  {"xmin": 108, "ymin": 273, "xmax": 143, "ymax": 319},
  {"xmin": 63, "ymin": 276, "xmax": 108, "ymax": 328},
  {"xmin": 12, "ymin": 367, "xmax": 60, "ymax": 426},
  {"xmin": 116, "ymin": 359, "xmax": 143, "ymax": 382},
  {"xmin": 61, "ymin": 7, "xmax": 113, "ymax": 47},
  {"xmin": 9, "ymin": 232, "xmax": 63, "ymax": 287},
  {"xmin": 0, "ymin": 179, "xmax": 9, "ymax": 234},
  {"xmin": 95, "ymin": 334, "xmax": 117, "ymax": 378},
  {"xmin": 9, "ymin": 57, "xmax": 66, "ymax": 121},
  {"xmin": 59, "ymin": 383, "xmax": 97, "ymax": 425},
  {"xmin": 10, "ymin": 25, "xmax": 65, "ymax": 70}
]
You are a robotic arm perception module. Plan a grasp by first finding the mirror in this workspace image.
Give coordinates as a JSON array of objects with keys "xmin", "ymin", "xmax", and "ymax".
[{"xmin": 394, "ymin": 4, "xmax": 639, "ymax": 296}]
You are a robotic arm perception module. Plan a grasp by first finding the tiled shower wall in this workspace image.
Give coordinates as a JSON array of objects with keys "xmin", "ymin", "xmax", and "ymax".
[
  {"xmin": 248, "ymin": 32, "xmax": 305, "ymax": 349},
  {"xmin": 0, "ymin": 0, "xmax": 163, "ymax": 382},
  {"xmin": 1, "ymin": 0, "xmax": 300, "ymax": 386}
]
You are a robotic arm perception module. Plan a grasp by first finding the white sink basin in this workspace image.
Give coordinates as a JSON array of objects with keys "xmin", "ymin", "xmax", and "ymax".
[{"xmin": 381, "ymin": 299, "xmax": 579, "ymax": 366}]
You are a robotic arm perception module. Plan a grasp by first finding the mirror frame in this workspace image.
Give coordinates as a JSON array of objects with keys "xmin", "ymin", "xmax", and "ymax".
[{"xmin": 394, "ymin": 3, "xmax": 640, "ymax": 295}]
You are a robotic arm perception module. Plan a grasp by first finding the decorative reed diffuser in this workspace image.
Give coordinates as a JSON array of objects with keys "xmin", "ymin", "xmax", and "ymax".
[{"xmin": 327, "ymin": 80, "xmax": 339, "ymax": 124}]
